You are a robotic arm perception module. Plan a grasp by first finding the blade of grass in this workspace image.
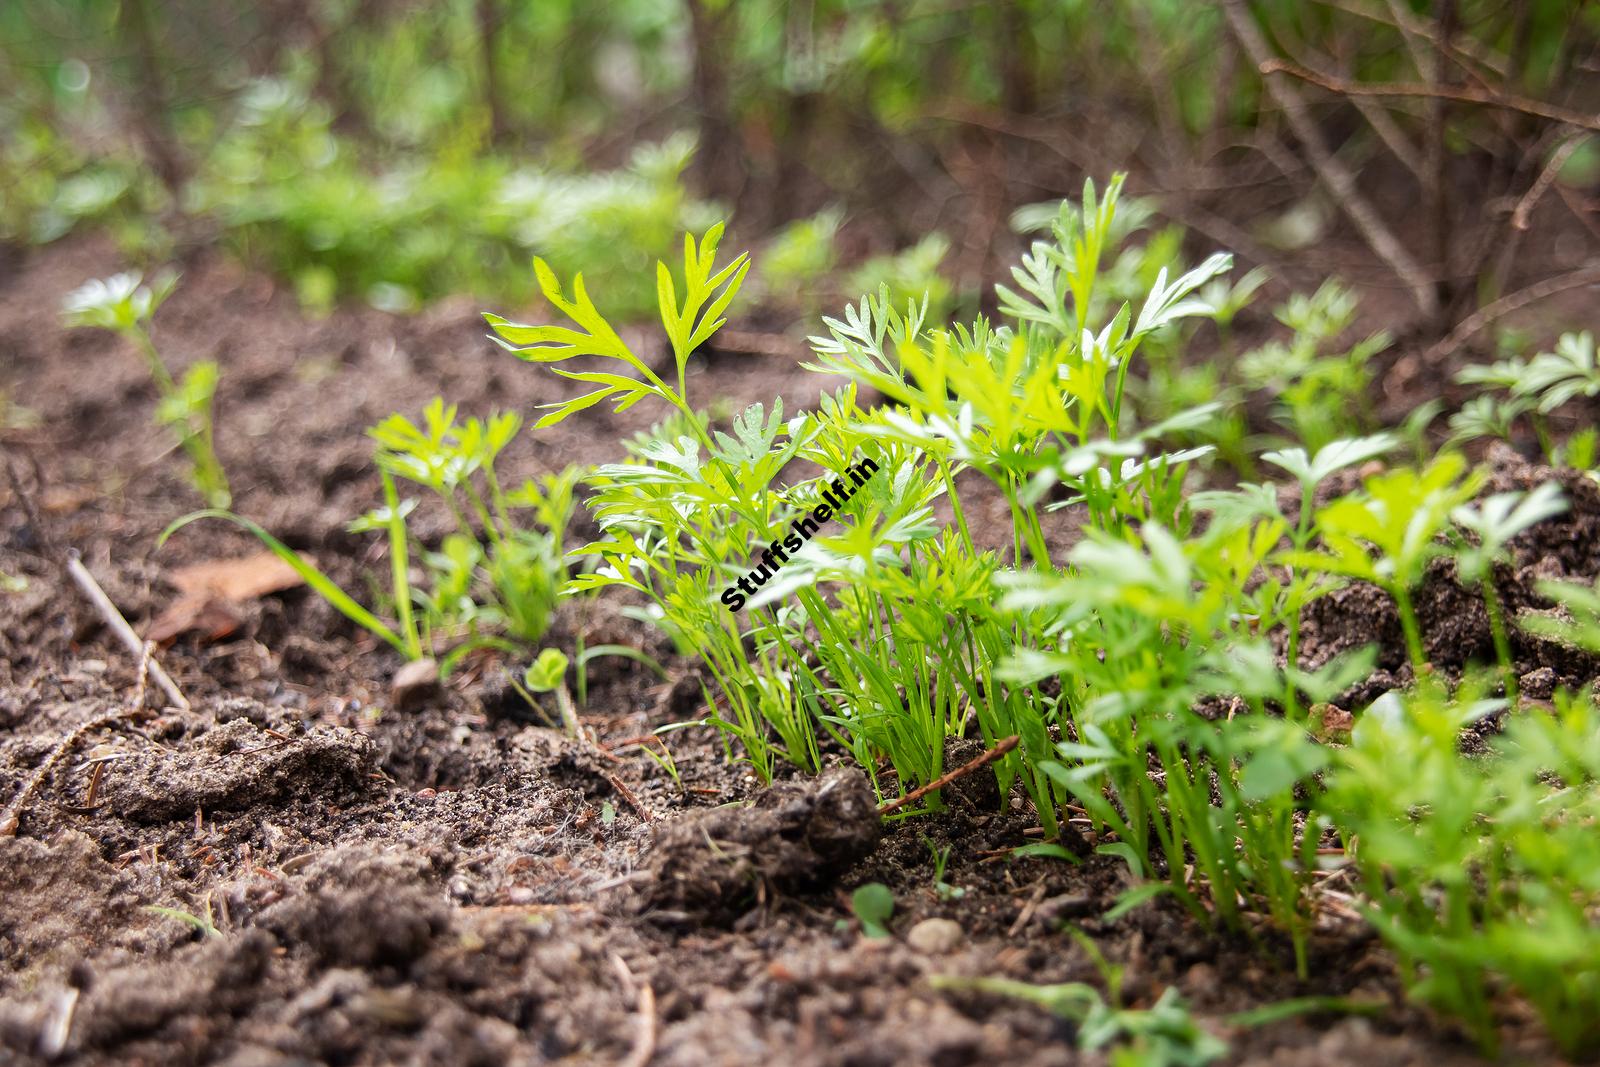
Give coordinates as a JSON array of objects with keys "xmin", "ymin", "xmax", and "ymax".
[
  {"xmin": 160, "ymin": 510, "xmax": 410, "ymax": 656},
  {"xmin": 579, "ymin": 643, "xmax": 669, "ymax": 678},
  {"xmin": 381, "ymin": 470, "xmax": 423, "ymax": 659},
  {"xmin": 1225, "ymin": 995, "xmax": 1386, "ymax": 1028}
]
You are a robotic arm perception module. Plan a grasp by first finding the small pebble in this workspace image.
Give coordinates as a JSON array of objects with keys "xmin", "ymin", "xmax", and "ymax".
[
  {"xmin": 390, "ymin": 657, "xmax": 440, "ymax": 710},
  {"xmin": 1181, "ymin": 962, "xmax": 1216, "ymax": 994},
  {"xmin": 906, "ymin": 917, "xmax": 964, "ymax": 955},
  {"xmin": 354, "ymin": 987, "xmax": 422, "ymax": 1027}
]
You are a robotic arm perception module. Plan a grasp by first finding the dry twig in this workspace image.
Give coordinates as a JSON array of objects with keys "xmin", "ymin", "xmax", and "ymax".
[
  {"xmin": 1222, "ymin": 0, "xmax": 1440, "ymax": 319},
  {"xmin": 1512, "ymin": 135, "xmax": 1590, "ymax": 231},
  {"xmin": 1005, "ymin": 878, "xmax": 1050, "ymax": 937},
  {"xmin": 66, "ymin": 553, "xmax": 189, "ymax": 710},
  {"xmin": 1257, "ymin": 58, "xmax": 1600, "ymax": 135},
  {"xmin": 3, "ymin": 450, "xmax": 56, "ymax": 559},
  {"xmin": 878, "ymin": 735, "xmax": 1019, "ymax": 815},
  {"xmin": 612, "ymin": 955, "xmax": 658, "ymax": 1067},
  {"xmin": 602, "ymin": 769, "xmax": 653, "ymax": 823},
  {"xmin": 1424, "ymin": 259, "xmax": 1600, "ymax": 365}
]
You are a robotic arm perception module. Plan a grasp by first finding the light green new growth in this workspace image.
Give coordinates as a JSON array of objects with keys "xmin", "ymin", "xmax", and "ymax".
[
  {"xmin": 483, "ymin": 180, "xmax": 1593, "ymax": 1054},
  {"xmin": 62, "ymin": 270, "xmax": 231, "ymax": 507}
]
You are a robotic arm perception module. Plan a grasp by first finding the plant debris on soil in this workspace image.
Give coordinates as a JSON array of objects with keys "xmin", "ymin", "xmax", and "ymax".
[{"xmin": 0, "ymin": 237, "xmax": 1590, "ymax": 1065}]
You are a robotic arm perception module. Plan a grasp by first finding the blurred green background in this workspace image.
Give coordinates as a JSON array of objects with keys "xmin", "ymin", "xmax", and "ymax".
[{"xmin": 2, "ymin": 0, "xmax": 1596, "ymax": 329}]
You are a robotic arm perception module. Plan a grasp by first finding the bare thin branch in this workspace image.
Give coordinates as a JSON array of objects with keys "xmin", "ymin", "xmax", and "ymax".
[
  {"xmin": 1425, "ymin": 260, "xmax": 1600, "ymax": 365},
  {"xmin": 1224, "ymin": 0, "xmax": 1441, "ymax": 318},
  {"xmin": 1257, "ymin": 58, "xmax": 1600, "ymax": 134},
  {"xmin": 66, "ymin": 554, "xmax": 189, "ymax": 711},
  {"xmin": 1512, "ymin": 135, "xmax": 1590, "ymax": 231}
]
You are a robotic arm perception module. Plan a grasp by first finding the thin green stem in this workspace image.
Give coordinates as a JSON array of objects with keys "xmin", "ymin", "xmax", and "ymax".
[
  {"xmin": 1481, "ymin": 578, "xmax": 1518, "ymax": 703},
  {"xmin": 482, "ymin": 461, "xmax": 514, "ymax": 541},
  {"xmin": 462, "ymin": 479, "xmax": 504, "ymax": 548},
  {"xmin": 129, "ymin": 325, "xmax": 177, "ymax": 394},
  {"xmin": 1003, "ymin": 476, "xmax": 1052, "ymax": 570},
  {"xmin": 1392, "ymin": 583, "xmax": 1427, "ymax": 673},
  {"xmin": 937, "ymin": 456, "xmax": 974, "ymax": 554},
  {"xmin": 383, "ymin": 471, "xmax": 422, "ymax": 659}
]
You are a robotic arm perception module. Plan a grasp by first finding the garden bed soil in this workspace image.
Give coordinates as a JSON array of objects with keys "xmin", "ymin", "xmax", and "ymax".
[{"xmin": 1, "ymin": 235, "xmax": 1594, "ymax": 1065}]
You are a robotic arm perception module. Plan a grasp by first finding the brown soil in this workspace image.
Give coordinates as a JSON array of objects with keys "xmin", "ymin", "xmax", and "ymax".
[{"xmin": 0, "ymin": 235, "xmax": 1591, "ymax": 1065}]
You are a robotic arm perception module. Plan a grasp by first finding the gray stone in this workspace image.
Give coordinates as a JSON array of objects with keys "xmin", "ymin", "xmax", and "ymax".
[
  {"xmin": 906, "ymin": 917, "xmax": 963, "ymax": 955},
  {"xmin": 390, "ymin": 658, "xmax": 440, "ymax": 710}
]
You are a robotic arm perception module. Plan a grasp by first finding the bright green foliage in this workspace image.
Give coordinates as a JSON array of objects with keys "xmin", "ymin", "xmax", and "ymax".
[
  {"xmin": 806, "ymin": 178, "xmax": 1261, "ymax": 846},
  {"xmin": 14, "ymin": 2, "xmax": 1600, "ymax": 1050},
  {"xmin": 367, "ymin": 399, "xmax": 576, "ymax": 654},
  {"xmin": 164, "ymin": 400, "xmax": 575, "ymax": 676},
  {"xmin": 754, "ymin": 206, "xmax": 951, "ymax": 323},
  {"xmin": 1322, "ymin": 682, "xmax": 1600, "ymax": 1058},
  {"xmin": 1459, "ymin": 329, "xmax": 1600, "ymax": 413},
  {"xmin": 923, "ymin": 837, "xmax": 964, "ymax": 900},
  {"xmin": 846, "ymin": 234, "xmax": 955, "ymax": 323},
  {"xmin": 1450, "ymin": 484, "xmax": 1567, "ymax": 698},
  {"xmin": 490, "ymin": 224, "xmax": 869, "ymax": 779},
  {"xmin": 1455, "ymin": 331, "xmax": 1600, "ymax": 464},
  {"xmin": 190, "ymin": 81, "xmax": 718, "ymax": 315},
  {"xmin": 1282, "ymin": 454, "xmax": 1485, "ymax": 669},
  {"xmin": 524, "ymin": 648, "xmax": 570, "ymax": 693},
  {"xmin": 850, "ymin": 883, "xmax": 895, "ymax": 938},
  {"xmin": 488, "ymin": 185, "xmax": 1594, "ymax": 1056},
  {"xmin": 144, "ymin": 903, "xmax": 222, "ymax": 940},
  {"xmin": 933, "ymin": 953, "xmax": 1228, "ymax": 1067},
  {"xmin": 1258, "ymin": 433, "xmax": 1395, "ymax": 677},
  {"xmin": 489, "ymin": 222, "xmax": 746, "ymax": 427},
  {"xmin": 61, "ymin": 271, "xmax": 231, "ymax": 507},
  {"xmin": 1524, "ymin": 575, "xmax": 1600, "ymax": 653},
  {"xmin": 1005, "ymin": 517, "xmax": 1363, "ymax": 973},
  {"xmin": 1237, "ymin": 281, "xmax": 1388, "ymax": 453},
  {"xmin": 0, "ymin": 106, "xmax": 160, "ymax": 247},
  {"xmin": 756, "ymin": 207, "xmax": 843, "ymax": 313},
  {"xmin": 496, "ymin": 189, "xmax": 1345, "ymax": 976},
  {"xmin": 787, "ymin": 530, "xmax": 996, "ymax": 804}
]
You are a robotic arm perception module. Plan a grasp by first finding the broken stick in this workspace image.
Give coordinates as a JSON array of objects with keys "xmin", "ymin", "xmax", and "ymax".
[
  {"xmin": 66, "ymin": 553, "xmax": 189, "ymax": 711},
  {"xmin": 878, "ymin": 734, "xmax": 1020, "ymax": 815}
]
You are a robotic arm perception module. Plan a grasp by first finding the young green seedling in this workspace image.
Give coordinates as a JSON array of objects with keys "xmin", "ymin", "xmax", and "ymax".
[
  {"xmin": 932, "ymin": 964, "xmax": 1227, "ymax": 1067},
  {"xmin": 447, "ymin": 179, "xmax": 1600, "ymax": 1060},
  {"xmin": 510, "ymin": 647, "xmax": 580, "ymax": 736},
  {"xmin": 164, "ymin": 401, "xmax": 574, "ymax": 677},
  {"xmin": 851, "ymin": 883, "xmax": 895, "ymax": 938},
  {"xmin": 1262, "ymin": 433, "xmax": 1398, "ymax": 678},
  {"xmin": 1457, "ymin": 331, "xmax": 1600, "ymax": 461},
  {"xmin": 1450, "ymin": 482, "xmax": 1566, "ymax": 698},
  {"xmin": 62, "ymin": 271, "xmax": 230, "ymax": 506},
  {"xmin": 1282, "ymin": 453, "xmax": 1484, "ymax": 671}
]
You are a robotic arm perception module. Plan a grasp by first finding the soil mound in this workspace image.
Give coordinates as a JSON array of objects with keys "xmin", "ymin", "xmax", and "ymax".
[{"xmin": 642, "ymin": 767, "xmax": 882, "ymax": 924}]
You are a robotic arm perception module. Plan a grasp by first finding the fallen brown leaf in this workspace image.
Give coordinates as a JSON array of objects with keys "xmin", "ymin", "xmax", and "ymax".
[
  {"xmin": 147, "ymin": 552, "xmax": 307, "ymax": 643},
  {"xmin": 168, "ymin": 552, "xmax": 304, "ymax": 601}
]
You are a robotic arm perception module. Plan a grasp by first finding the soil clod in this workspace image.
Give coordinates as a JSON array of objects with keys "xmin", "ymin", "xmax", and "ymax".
[
  {"xmin": 102, "ymin": 717, "xmax": 376, "ymax": 822},
  {"xmin": 641, "ymin": 767, "xmax": 882, "ymax": 924}
]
